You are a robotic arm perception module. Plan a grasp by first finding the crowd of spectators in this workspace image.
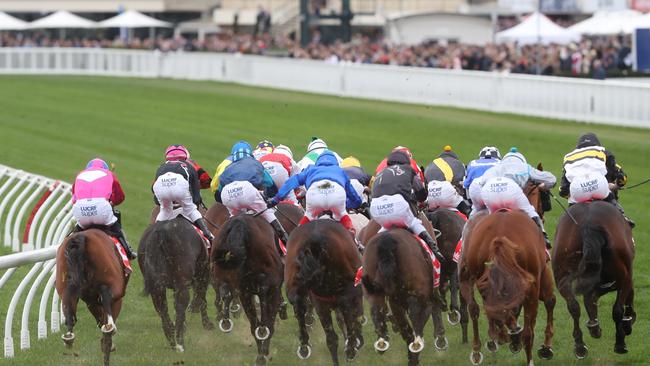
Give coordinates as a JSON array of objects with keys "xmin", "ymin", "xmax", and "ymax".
[{"xmin": 0, "ymin": 30, "xmax": 634, "ymax": 78}]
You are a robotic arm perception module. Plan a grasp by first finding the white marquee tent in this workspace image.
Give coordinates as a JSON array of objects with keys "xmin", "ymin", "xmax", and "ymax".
[
  {"xmin": 27, "ymin": 10, "xmax": 97, "ymax": 29},
  {"xmin": 0, "ymin": 12, "xmax": 27, "ymax": 30},
  {"xmin": 99, "ymin": 10, "xmax": 171, "ymax": 28},
  {"xmin": 569, "ymin": 10, "xmax": 642, "ymax": 35},
  {"xmin": 496, "ymin": 12, "xmax": 580, "ymax": 45}
]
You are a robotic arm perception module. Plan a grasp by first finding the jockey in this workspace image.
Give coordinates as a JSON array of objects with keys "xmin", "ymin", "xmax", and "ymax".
[
  {"xmin": 559, "ymin": 132, "xmax": 634, "ymax": 227},
  {"xmin": 268, "ymin": 150, "xmax": 362, "ymax": 237},
  {"xmin": 253, "ymin": 140, "xmax": 274, "ymax": 160},
  {"xmin": 476, "ymin": 148, "xmax": 556, "ymax": 248},
  {"xmin": 423, "ymin": 145, "xmax": 471, "ymax": 216},
  {"xmin": 216, "ymin": 141, "xmax": 290, "ymax": 250},
  {"xmin": 210, "ymin": 155, "xmax": 233, "ymax": 193},
  {"xmin": 297, "ymin": 137, "xmax": 343, "ymax": 171},
  {"xmin": 341, "ymin": 156, "xmax": 372, "ymax": 208},
  {"xmin": 153, "ymin": 145, "xmax": 214, "ymax": 242},
  {"xmin": 259, "ymin": 144, "xmax": 300, "ymax": 204},
  {"xmin": 370, "ymin": 150, "xmax": 444, "ymax": 261},
  {"xmin": 374, "ymin": 146, "xmax": 425, "ymax": 184},
  {"xmin": 465, "ymin": 146, "xmax": 501, "ymax": 215},
  {"xmin": 72, "ymin": 158, "xmax": 137, "ymax": 260}
]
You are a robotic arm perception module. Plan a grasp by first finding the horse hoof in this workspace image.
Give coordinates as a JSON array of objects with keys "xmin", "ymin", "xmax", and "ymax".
[
  {"xmin": 586, "ymin": 324, "xmax": 602, "ymax": 339},
  {"xmin": 447, "ymin": 310, "xmax": 461, "ymax": 326},
  {"xmin": 203, "ymin": 320, "xmax": 215, "ymax": 330},
  {"xmin": 360, "ymin": 315, "xmax": 368, "ymax": 326},
  {"xmin": 408, "ymin": 336, "xmax": 424, "ymax": 353},
  {"xmin": 574, "ymin": 344, "xmax": 588, "ymax": 359},
  {"xmin": 486, "ymin": 340, "xmax": 499, "ymax": 353},
  {"xmin": 61, "ymin": 332, "xmax": 75, "ymax": 347},
  {"xmin": 374, "ymin": 338, "xmax": 390, "ymax": 352},
  {"xmin": 509, "ymin": 342, "xmax": 522, "ymax": 354},
  {"xmin": 219, "ymin": 319, "xmax": 233, "ymax": 333},
  {"xmin": 255, "ymin": 326, "xmax": 270, "ymax": 341},
  {"xmin": 174, "ymin": 344, "xmax": 185, "ymax": 353},
  {"xmin": 622, "ymin": 316, "xmax": 633, "ymax": 335},
  {"xmin": 255, "ymin": 355, "xmax": 268, "ymax": 366},
  {"xmin": 470, "ymin": 351, "xmax": 484, "ymax": 365},
  {"xmin": 297, "ymin": 344, "xmax": 312, "ymax": 360},
  {"xmin": 435, "ymin": 336, "xmax": 449, "ymax": 351},
  {"xmin": 230, "ymin": 303, "xmax": 241, "ymax": 313},
  {"xmin": 101, "ymin": 323, "xmax": 116, "ymax": 335},
  {"xmin": 538, "ymin": 345, "xmax": 553, "ymax": 360},
  {"xmin": 345, "ymin": 345, "xmax": 358, "ymax": 362},
  {"xmin": 614, "ymin": 344, "xmax": 628, "ymax": 354}
]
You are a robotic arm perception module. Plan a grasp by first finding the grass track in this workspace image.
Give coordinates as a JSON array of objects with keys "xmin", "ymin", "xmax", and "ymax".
[{"xmin": 0, "ymin": 75, "xmax": 648, "ymax": 365}]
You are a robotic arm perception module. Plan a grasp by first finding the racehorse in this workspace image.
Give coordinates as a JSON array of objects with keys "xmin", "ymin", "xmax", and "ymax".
[
  {"xmin": 55, "ymin": 229, "xmax": 130, "ymax": 366},
  {"xmin": 426, "ymin": 208, "xmax": 466, "ymax": 329},
  {"xmin": 211, "ymin": 214, "xmax": 284, "ymax": 366},
  {"xmin": 362, "ymin": 228, "xmax": 447, "ymax": 366},
  {"xmin": 459, "ymin": 182, "xmax": 555, "ymax": 365},
  {"xmin": 553, "ymin": 201, "xmax": 635, "ymax": 357},
  {"xmin": 138, "ymin": 216, "xmax": 214, "ymax": 352},
  {"xmin": 285, "ymin": 219, "xmax": 365, "ymax": 366}
]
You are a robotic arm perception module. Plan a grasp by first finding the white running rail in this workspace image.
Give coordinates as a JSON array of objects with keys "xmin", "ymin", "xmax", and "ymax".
[{"xmin": 0, "ymin": 164, "xmax": 73, "ymax": 359}]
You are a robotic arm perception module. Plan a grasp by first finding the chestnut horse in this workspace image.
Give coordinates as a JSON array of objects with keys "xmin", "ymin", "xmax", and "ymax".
[
  {"xmin": 553, "ymin": 201, "xmax": 635, "ymax": 357},
  {"xmin": 211, "ymin": 214, "xmax": 284, "ymax": 366},
  {"xmin": 459, "ymin": 182, "xmax": 555, "ymax": 365},
  {"xmin": 138, "ymin": 217, "xmax": 214, "ymax": 353},
  {"xmin": 362, "ymin": 229, "xmax": 447, "ymax": 366},
  {"xmin": 55, "ymin": 229, "xmax": 130, "ymax": 366},
  {"xmin": 285, "ymin": 219, "xmax": 364, "ymax": 366}
]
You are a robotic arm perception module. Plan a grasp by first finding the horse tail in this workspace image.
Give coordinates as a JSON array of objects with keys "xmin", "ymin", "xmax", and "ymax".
[
  {"xmin": 362, "ymin": 233, "xmax": 399, "ymax": 295},
  {"xmin": 295, "ymin": 231, "xmax": 327, "ymax": 290},
  {"xmin": 142, "ymin": 226, "xmax": 172, "ymax": 296},
  {"xmin": 575, "ymin": 223, "xmax": 607, "ymax": 295},
  {"xmin": 213, "ymin": 217, "xmax": 249, "ymax": 270},
  {"xmin": 64, "ymin": 233, "xmax": 89, "ymax": 296},
  {"xmin": 478, "ymin": 236, "xmax": 533, "ymax": 320}
]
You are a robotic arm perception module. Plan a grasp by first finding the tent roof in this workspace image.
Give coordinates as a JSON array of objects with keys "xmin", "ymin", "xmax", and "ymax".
[
  {"xmin": 99, "ymin": 10, "xmax": 172, "ymax": 28},
  {"xmin": 28, "ymin": 10, "xmax": 97, "ymax": 29},
  {"xmin": 570, "ymin": 10, "xmax": 642, "ymax": 35},
  {"xmin": 176, "ymin": 18, "xmax": 221, "ymax": 33},
  {"xmin": 495, "ymin": 12, "xmax": 579, "ymax": 45},
  {"xmin": 0, "ymin": 12, "xmax": 27, "ymax": 30}
]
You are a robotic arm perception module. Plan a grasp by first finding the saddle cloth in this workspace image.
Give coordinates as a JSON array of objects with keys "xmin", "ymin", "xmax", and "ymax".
[{"xmin": 110, "ymin": 237, "xmax": 132, "ymax": 275}]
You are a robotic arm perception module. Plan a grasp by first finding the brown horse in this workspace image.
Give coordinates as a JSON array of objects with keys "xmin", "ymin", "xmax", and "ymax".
[
  {"xmin": 459, "ymin": 208, "xmax": 555, "ymax": 366},
  {"xmin": 211, "ymin": 214, "xmax": 284, "ymax": 366},
  {"xmin": 426, "ymin": 208, "xmax": 466, "ymax": 328},
  {"xmin": 362, "ymin": 229, "xmax": 447, "ymax": 366},
  {"xmin": 285, "ymin": 219, "xmax": 364, "ymax": 366},
  {"xmin": 55, "ymin": 229, "xmax": 130, "ymax": 366},
  {"xmin": 553, "ymin": 201, "xmax": 635, "ymax": 357},
  {"xmin": 138, "ymin": 216, "xmax": 214, "ymax": 353}
]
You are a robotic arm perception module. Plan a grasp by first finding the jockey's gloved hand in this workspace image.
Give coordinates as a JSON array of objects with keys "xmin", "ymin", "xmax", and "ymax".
[
  {"xmin": 358, "ymin": 202, "xmax": 369, "ymax": 211},
  {"xmin": 266, "ymin": 197, "xmax": 279, "ymax": 208}
]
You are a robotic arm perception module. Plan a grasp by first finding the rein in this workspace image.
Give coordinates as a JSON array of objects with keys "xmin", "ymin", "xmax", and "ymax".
[
  {"xmin": 549, "ymin": 192, "xmax": 579, "ymax": 225},
  {"xmin": 620, "ymin": 177, "xmax": 650, "ymax": 191},
  {"xmin": 275, "ymin": 205, "xmax": 299, "ymax": 227}
]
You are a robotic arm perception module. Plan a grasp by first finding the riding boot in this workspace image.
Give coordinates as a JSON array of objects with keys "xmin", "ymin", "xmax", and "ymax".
[
  {"xmin": 109, "ymin": 222, "xmax": 137, "ymax": 260},
  {"xmin": 340, "ymin": 215, "xmax": 364, "ymax": 253},
  {"xmin": 193, "ymin": 218, "xmax": 215, "ymax": 243},
  {"xmin": 270, "ymin": 219, "xmax": 290, "ymax": 256},
  {"xmin": 532, "ymin": 217, "xmax": 551, "ymax": 249},
  {"xmin": 607, "ymin": 197, "xmax": 635, "ymax": 229},
  {"xmin": 456, "ymin": 200, "xmax": 472, "ymax": 217},
  {"xmin": 418, "ymin": 231, "xmax": 445, "ymax": 262}
]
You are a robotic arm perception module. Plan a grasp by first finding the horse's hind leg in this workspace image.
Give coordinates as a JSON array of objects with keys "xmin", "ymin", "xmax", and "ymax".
[
  {"xmin": 613, "ymin": 277, "xmax": 633, "ymax": 354},
  {"xmin": 558, "ymin": 285, "xmax": 587, "ymax": 359},
  {"xmin": 406, "ymin": 296, "xmax": 428, "ymax": 355},
  {"xmin": 192, "ymin": 262, "xmax": 214, "ymax": 330},
  {"xmin": 583, "ymin": 291, "xmax": 602, "ymax": 339},
  {"xmin": 61, "ymin": 289, "xmax": 79, "ymax": 347},
  {"xmin": 431, "ymin": 290, "xmax": 448, "ymax": 351},
  {"xmin": 173, "ymin": 286, "xmax": 190, "ymax": 352},
  {"xmin": 315, "ymin": 303, "xmax": 340, "ymax": 366},
  {"xmin": 368, "ymin": 294, "xmax": 390, "ymax": 353},
  {"xmin": 151, "ymin": 289, "xmax": 176, "ymax": 349},
  {"xmin": 217, "ymin": 283, "xmax": 234, "ymax": 332},
  {"xmin": 341, "ymin": 295, "xmax": 363, "ymax": 361},
  {"xmin": 389, "ymin": 301, "xmax": 418, "ymax": 366},
  {"xmin": 522, "ymin": 294, "xmax": 539, "ymax": 366},
  {"xmin": 623, "ymin": 286, "xmax": 636, "ymax": 335},
  {"xmin": 99, "ymin": 286, "xmax": 116, "ymax": 334},
  {"xmin": 449, "ymin": 270, "xmax": 462, "ymax": 325},
  {"xmin": 462, "ymin": 280, "xmax": 483, "ymax": 365},
  {"xmin": 291, "ymin": 292, "xmax": 312, "ymax": 360}
]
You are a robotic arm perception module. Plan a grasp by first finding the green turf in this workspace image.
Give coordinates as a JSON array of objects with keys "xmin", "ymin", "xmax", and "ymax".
[{"xmin": 0, "ymin": 75, "xmax": 648, "ymax": 366}]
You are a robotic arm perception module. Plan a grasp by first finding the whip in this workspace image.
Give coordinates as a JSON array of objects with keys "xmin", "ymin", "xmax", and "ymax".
[{"xmin": 620, "ymin": 177, "xmax": 650, "ymax": 191}]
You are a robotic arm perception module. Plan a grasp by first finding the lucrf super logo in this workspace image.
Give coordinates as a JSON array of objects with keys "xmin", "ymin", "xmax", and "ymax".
[
  {"xmin": 580, "ymin": 179, "xmax": 600, "ymax": 193},
  {"xmin": 161, "ymin": 177, "xmax": 177, "ymax": 187},
  {"xmin": 80, "ymin": 205, "xmax": 97, "ymax": 216},
  {"xmin": 227, "ymin": 185, "xmax": 244, "ymax": 198}
]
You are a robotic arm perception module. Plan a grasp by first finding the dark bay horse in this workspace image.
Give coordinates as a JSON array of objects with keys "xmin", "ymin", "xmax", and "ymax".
[
  {"xmin": 285, "ymin": 219, "xmax": 365, "ymax": 366},
  {"xmin": 427, "ymin": 208, "xmax": 466, "ymax": 328},
  {"xmin": 459, "ymin": 209, "xmax": 555, "ymax": 365},
  {"xmin": 362, "ymin": 229, "xmax": 447, "ymax": 366},
  {"xmin": 211, "ymin": 214, "xmax": 284, "ymax": 366},
  {"xmin": 55, "ymin": 229, "xmax": 130, "ymax": 366},
  {"xmin": 138, "ymin": 216, "xmax": 214, "ymax": 353},
  {"xmin": 553, "ymin": 201, "xmax": 635, "ymax": 357}
]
